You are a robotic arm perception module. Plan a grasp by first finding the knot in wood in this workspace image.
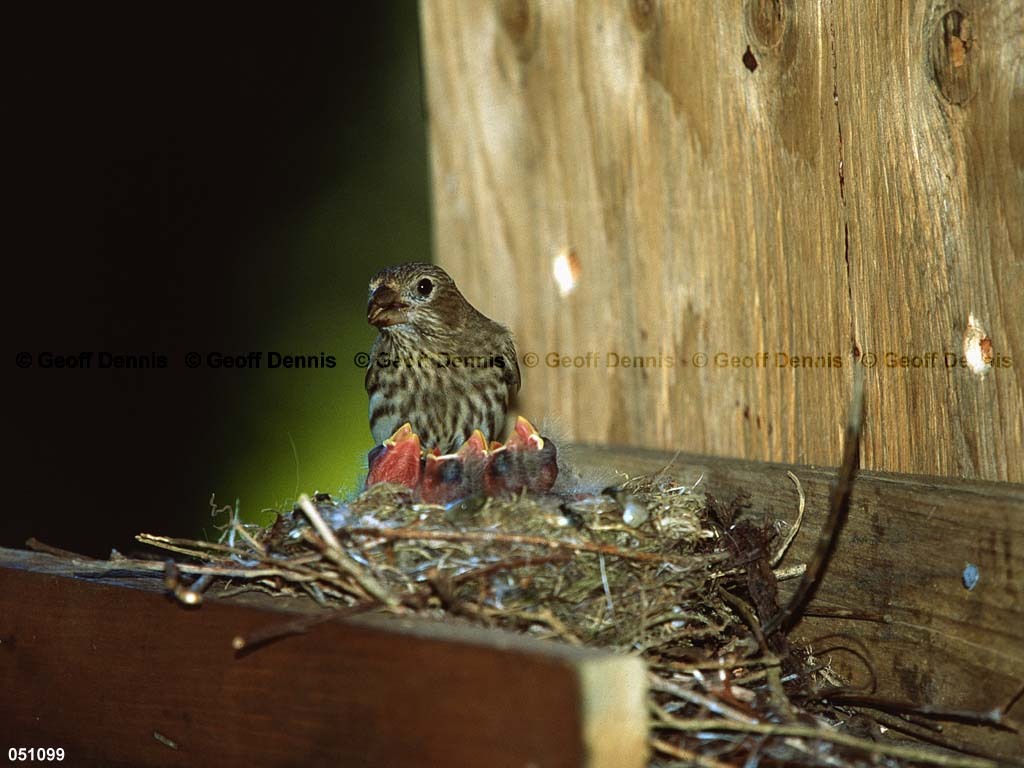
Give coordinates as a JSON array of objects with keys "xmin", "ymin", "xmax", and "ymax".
[
  {"xmin": 498, "ymin": 0, "xmax": 538, "ymax": 61},
  {"xmin": 930, "ymin": 9, "xmax": 978, "ymax": 106},
  {"xmin": 745, "ymin": 0, "xmax": 786, "ymax": 50},
  {"xmin": 629, "ymin": 0, "xmax": 656, "ymax": 34}
]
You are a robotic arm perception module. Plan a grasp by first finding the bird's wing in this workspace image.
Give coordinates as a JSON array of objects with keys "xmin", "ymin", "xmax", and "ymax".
[{"xmin": 501, "ymin": 330, "xmax": 521, "ymax": 394}]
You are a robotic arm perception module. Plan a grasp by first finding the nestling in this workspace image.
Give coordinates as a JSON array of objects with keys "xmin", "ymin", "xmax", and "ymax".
[
  {"xmin": 483, "ymin": 416, "xmax": 559, "ymax": 497},
  {"xmin": 420, "ymin": 430, "xmax": 489, "ymax": 504},
  {"xmin": 365, "ymin": 263, "xmax": 520, "ymax": 454},
  {"xmin": 368, "ymin": 417, "xmax": 559, "ymax": 500}
]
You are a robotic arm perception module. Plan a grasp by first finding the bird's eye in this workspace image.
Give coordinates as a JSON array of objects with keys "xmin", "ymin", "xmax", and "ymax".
[{"xmin": 416, "ymin": 278, "xmax": 434, "ymax": 297}]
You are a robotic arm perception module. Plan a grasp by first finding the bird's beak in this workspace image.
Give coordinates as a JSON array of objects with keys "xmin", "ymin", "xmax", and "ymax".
[
  {"xmin": 457, "ymin": 430, "xmax": 490, "ymax": 460},
  {"xmin": 366, "ymin": 423, "xmax": 422, "ymax": 488},
  {"xmin": 367, "ymin": 285, "xmax": 409, "ymax": 328},
  {"xmin": 508, "ymin": 415, "xmax": 545, "ymax": 450}
]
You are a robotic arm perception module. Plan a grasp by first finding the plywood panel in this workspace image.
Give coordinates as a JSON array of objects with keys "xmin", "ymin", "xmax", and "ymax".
[{"xmin": 420, "ymin": 0, "xmax": 1023, "ymax": 481}]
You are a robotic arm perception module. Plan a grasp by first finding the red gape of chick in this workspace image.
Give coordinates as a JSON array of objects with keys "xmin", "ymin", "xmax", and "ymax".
[{"xmin": 366, "ymin": 416, "xmax": 558, "ymax": 502}]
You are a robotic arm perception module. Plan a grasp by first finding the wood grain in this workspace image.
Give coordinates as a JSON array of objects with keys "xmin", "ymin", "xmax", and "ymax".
[
  {"xmin": 0, "ymin": 554, "xmax": 647, "ymax": 768},
  {"xmin": 419, "ymin": 0, "xmax": 1024, "ymax": 481}
]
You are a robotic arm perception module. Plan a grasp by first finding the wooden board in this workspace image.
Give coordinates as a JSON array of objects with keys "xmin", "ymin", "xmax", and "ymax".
[
  {"xmin": 1, "ymin": 444, "xmax": 1022, "ymax": 759},
  {"xmin": 419, "ymin": 0, "xmax": 1024, "ymax": 482},
  {"xmin": 0, "ymin": 553, "xmax": 647, "ymax": 768}
]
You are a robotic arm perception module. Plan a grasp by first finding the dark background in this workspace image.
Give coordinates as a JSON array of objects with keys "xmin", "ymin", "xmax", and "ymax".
[{"xmin": 7, "ymin": 6, "xmax": 431, "ymax": 556}]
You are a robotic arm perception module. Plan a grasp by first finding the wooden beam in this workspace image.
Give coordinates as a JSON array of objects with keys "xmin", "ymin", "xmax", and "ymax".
[
  {"xmin": 0, "ymin": 553, "xmax": 647, "ymax": 768},
  {"xmin": 420, "ymin": 0, "xmax": 1024, "ymax": 482},
  {"xmin": 2, "ymin": 445, "xmax": 1021, "ymax": 759}
]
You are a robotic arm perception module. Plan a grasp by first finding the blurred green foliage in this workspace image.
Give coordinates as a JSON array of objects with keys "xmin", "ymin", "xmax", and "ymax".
[{"xmin": 203, "ymin": 10, "xmax": 432, "ymax": 528}]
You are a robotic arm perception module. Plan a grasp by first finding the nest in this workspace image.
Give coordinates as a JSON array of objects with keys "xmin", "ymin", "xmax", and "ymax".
[{"xmin": 137, "ymin": 457, "xmax": 1001, "ymax": 768}]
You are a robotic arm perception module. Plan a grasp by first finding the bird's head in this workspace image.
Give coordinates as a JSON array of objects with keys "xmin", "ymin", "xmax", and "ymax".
[
  {"xmin": 421, "ymin": 430, "xmax": 488, "ymax": 504},
  {"xmin": 367, "ymin": 263, "xmax": 469, "ymax": 338}
]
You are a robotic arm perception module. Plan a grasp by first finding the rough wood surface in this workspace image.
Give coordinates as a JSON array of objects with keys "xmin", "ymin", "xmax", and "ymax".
[
  {"xmin": 420, "ymin": 0, "xmax": 1024, "ymax": 482},
  {"xmin": 0, "ymin": 553, "xmax": 647, "ymax": 768}
]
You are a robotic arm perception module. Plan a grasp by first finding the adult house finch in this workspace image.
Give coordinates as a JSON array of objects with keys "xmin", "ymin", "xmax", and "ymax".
[{"xmin": 365, "ymin": 263, "xmax": 521, "ymax": 454}]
